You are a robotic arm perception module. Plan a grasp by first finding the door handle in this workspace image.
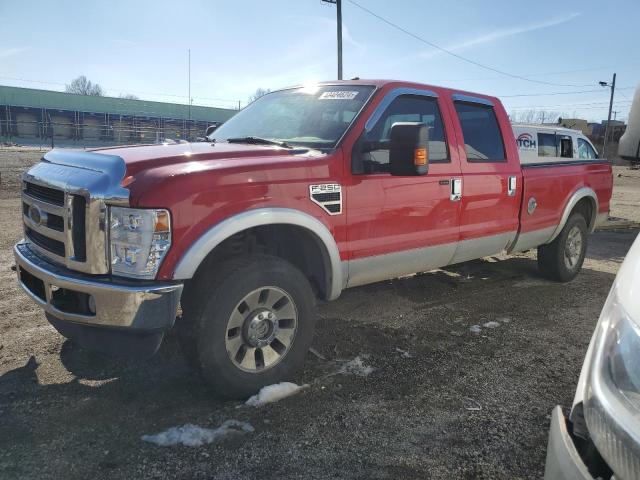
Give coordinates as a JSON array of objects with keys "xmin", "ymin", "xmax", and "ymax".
[
  {"xmin": 507, "ymin": 176, "xmax": 517, "ymax": 196},
  {"xmin": 450, "ymin": 178, "xmax": 462, "ymax": 202}
]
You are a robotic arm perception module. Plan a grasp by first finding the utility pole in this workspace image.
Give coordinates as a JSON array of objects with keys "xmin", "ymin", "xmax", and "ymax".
[
  {"xmin": 600, "ymin": 73, "xmax": 616, "ymax": 160},
  {"xmin": 321, "ymin": 0, "xmax": 343, "ymax": 80}
]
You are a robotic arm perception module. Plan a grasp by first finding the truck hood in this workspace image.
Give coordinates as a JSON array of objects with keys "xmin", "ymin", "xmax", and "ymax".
[{"xmin": 91, "ymin": 141, "xmax": 312, "ymax": 177}]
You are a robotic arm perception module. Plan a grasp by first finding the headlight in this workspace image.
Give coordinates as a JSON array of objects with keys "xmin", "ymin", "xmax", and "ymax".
[
  {"xmin": 109, "ymin": 207, "xmax": 171, "ymax": 279},
  {"xmin": 584, "ymin": 290, "xmax": 640, "ymax": 480}
]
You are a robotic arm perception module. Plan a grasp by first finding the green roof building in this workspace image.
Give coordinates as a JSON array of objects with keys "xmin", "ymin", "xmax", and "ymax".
[{"xmin": 0, "ymin": 85, "xmax": 237, "ymax": 147}]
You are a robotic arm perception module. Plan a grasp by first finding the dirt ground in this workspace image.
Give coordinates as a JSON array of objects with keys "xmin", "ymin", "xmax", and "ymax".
[{"xmin": 1, "ymin": 147, "xmax": 639, "ymax": 479}]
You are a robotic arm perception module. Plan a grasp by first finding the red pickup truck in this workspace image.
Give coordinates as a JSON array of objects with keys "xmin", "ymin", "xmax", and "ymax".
[{"xmin": 14, "ymin": 80, "xmax": 612, "ymax": 397}]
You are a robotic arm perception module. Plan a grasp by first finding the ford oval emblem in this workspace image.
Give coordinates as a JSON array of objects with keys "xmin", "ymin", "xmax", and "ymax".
[{"xmin": 29, "ymin": 205, "xmax": 42, "ymax": 225}]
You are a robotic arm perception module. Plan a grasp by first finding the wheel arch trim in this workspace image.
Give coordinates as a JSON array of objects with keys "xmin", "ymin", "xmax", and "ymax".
[
  {"xmin": 172, "ymin": 208, "xmax": 343, "ymax": 300},
  {"xmin": 548, "ymin": 187, "xmax": 598, "ymax": 242}
]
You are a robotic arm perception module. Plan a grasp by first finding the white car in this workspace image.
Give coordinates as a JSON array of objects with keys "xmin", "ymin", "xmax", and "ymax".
[{"xmin": 545, "ymin": 232, "xmax": 640, "ymax": 479}]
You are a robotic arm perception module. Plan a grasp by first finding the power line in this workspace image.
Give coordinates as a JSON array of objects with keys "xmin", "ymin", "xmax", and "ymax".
[
  {"xmin": 507, "ymin": 100, "xmax": 632, "ymax": 110},
  {"xmin": 438, "ymin": 63, "xmax": 640, "ymax": 83},
  {"xmin": 500, "ymin": 86, "xmax": 635, "ymax": 98},
  {"xmin": 346, "ymin": 0, "xmax": 596, "ymax": 88}
]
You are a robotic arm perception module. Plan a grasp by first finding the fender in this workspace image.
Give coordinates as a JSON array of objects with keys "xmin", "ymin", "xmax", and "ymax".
[
  {"xmin": 172, "ymin": 207, "xmax": 344, "ymax": 300},
  {"xmin": 548, "ymin": 187, "xmax": 598, "ymax": 242}
]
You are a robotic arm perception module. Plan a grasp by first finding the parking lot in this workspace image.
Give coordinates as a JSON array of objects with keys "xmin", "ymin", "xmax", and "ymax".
[{"xmin": 1, "ymin": 147, "xmax": 639, "ymax": 480}]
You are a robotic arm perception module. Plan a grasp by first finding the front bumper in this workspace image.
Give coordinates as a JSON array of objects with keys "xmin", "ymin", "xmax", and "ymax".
[
  {"xmin": 544, "ymin": 406, "xmax": 595, "ymax": 480},
  {"xmin": 14, "ymin": 240, "xmax": 182, "ymax": 332}
]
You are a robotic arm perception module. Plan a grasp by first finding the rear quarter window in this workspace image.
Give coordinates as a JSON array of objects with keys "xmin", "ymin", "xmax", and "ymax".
[{"xmin": 578, "ymin": 138, "xmax": 598, "ymax": 159}]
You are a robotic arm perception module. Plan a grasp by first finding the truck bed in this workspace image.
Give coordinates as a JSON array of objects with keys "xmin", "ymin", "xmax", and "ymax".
[{"xmin": 512, "ymin": 160, "xmax": 612, "ymax": 252}]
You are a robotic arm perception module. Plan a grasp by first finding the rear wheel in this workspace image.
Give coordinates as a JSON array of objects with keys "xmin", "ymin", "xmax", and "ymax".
[
  {"xmin": 182, "ymin": 255, "xmax": 316, "ymax": 399},
  {"xmin": 537, "ymin": 213, "xmax": 588, "ymax": 282}
]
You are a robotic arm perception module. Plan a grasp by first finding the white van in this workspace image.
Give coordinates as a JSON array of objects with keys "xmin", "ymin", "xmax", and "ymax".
[{"xmin": 512, "ymin": 124, "xmax": 599, "ymax": 165}]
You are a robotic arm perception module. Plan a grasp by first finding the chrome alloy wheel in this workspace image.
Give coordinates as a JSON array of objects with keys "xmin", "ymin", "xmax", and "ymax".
[
  {"xmin": 564, "ymin": 225, "xmax": 584, "ymax": 270},
  {"xmin": 224, "ymin": 286, "xmax": 298, "ymax": 372}
]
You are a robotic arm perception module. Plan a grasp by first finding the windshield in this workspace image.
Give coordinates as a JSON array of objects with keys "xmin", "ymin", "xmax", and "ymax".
[{"xmin": 210, "ymin": 84, "xmax": 375, "ymax": 149}]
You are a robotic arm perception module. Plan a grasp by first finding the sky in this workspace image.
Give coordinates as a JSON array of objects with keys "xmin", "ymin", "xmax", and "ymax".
[{"xmin": 1, "ymin": 0, "xmax": 638, "ymax": 122}]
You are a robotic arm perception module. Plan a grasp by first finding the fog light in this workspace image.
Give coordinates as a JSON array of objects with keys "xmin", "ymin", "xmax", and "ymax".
[{"xmin": 88, "ymin": 295, "xmax": 96, "ymax": 314}]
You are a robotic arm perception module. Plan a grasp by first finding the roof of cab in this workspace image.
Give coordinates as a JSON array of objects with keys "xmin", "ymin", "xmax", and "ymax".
[{"xmin": 280, "ymin": 79, "xmax": 501, "ymax": 104}]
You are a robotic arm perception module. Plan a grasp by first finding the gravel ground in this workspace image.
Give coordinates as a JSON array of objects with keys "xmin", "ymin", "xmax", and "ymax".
[{"xmin": 1, "ymin": 148, "xmax": 639, "ymax": 479}]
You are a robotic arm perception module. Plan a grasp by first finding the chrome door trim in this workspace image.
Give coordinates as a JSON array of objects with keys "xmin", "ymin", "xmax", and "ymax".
[
  {"xmin": 347, "ymin": 242, "xmax": 456, "ymax": 288},
  {"xmin": 451, "ymin": 93, "xmax": 494, "ymax": 106},
  {"xmin": 346, "ymin": 231, "xmax": 517, "ymax": 288},
  {"xmin": 508, "ymin": 226, "xmax": 556, "ymax": 253},
  {"xmin": 449, "ymin": 231, "xmax": 517, "ymax": 265}
]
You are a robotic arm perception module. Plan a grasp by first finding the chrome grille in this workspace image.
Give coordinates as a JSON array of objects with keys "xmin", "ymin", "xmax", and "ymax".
[
  {"xmin": 21, "ymin": 150, "xmax": 130, "ymax": 275},
  {"xmin": 24, "ymin": 182, "xmax": 65, "ymax": 206},
  {"xmin": 22, "ymin": 180, "xmax": 90, "ymax": 268},
  {"xmin": 25, "ymin": 226, "xmax": 66, "ymax": 257}
]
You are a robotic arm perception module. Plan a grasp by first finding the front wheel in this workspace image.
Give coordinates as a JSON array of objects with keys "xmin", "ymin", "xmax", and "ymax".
[
  {"xmin": 183, "ymin": 255, "xmax": 316, "ymax": 399},
  {"xmin": 537, "ymin": 213, "xmax": 588, "ymax": 282}
]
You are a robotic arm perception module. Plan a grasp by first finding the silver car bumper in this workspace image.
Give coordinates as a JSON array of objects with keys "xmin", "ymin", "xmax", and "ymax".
[
  {"xmin": 544, "ymin": 406, "xmax": 595, "ymax": 480},
  {"xmin": 14, "ymin": 240, "xmax": 182, "ymax": 331}
]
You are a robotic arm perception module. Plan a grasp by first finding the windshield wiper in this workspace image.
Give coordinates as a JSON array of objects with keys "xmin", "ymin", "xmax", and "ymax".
[{"xmin": 225, "ymin": 136, "xmax": 292, "ymax": 149}]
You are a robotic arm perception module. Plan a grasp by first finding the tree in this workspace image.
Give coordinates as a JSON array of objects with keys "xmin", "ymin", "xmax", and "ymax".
[
  {"xmin": 509, "ymin": 109, "xmax": 561, "ymax": 124},
  {"xmin": 248, "ymin": 88, "xmax": 271, "ymax": 104},
  {"xmin": 65, "ymin": 76, "xmax": 104, "ymax": 96},
  {"xmin": 119, "ymin": 93, "xmax": 139, "ymax": 100}
]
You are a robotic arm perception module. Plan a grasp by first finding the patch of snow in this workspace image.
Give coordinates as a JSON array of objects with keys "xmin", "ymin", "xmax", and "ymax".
[
  {"xmin": 497, "ymin": 317, "xmax": 511, "ymax": 324},
  {"xmin": 338, "ymin": 356, "xmax": 375, "ymax": 376},
  {"xmin": 395, "ymin": 347, "xmax": 413, "ymax": 358},
  {"xmin": 469, "ymin": 325, "xmax": 482, "ymax": 334},
  {"xmin": 483, "ymin": 321, "xmax": 500, "ymax": 329},
  {"xmin": 245, "ymin": 382, "xmax": 307, "ymax": 407},
  {"xmin": 463, "ymin": 397, "xmax": 482, "ymax": 411},
  {"xmin": 142, "ymin": 420, "xmax": 254, "ymax": 447}
]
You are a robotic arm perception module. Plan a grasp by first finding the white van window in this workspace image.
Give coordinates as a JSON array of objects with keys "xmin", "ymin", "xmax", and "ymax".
[
  {"xmin": 558, "ymin": 136, "xmax": 573, "ymax": 158},
  {"xmin": 538, "ymin": 133, "xmax": 556, "ymax": 157},
  {"xmin": 578, "ymin": 138, "xmax": 598, "ymax": 159}
]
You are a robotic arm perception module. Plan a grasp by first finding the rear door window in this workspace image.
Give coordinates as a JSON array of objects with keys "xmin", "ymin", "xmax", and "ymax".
[
  {"xmin": 453, "ymin": 102, "xmax": 505, "ymax": 162},
  {"xmin": 537, "ymin": 133, "xmax": 557, "ymax": 157}
]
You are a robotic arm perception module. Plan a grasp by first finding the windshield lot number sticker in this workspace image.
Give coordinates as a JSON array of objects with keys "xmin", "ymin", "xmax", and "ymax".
[{"xmin": 319, "ymin": 91, "xmax": 359, "ymax": 100}]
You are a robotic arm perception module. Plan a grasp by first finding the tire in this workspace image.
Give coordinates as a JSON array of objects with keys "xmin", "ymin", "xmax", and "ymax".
[
  {"xmin": 181, "ymin": 254, "xmax": 316, "ymax": 399},
  {"xmin": 537, "ymin": 213, "xmax": 588, "ymax": 282}
]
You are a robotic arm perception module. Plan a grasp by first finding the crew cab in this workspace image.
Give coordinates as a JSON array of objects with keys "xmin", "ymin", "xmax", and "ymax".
[{"xmin": 13, "ymin": 80, "xmax": 613, "ymax": 397}]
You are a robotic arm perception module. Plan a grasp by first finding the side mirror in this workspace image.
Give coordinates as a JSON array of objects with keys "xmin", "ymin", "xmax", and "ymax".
[
  {"xmin": 205, "ymin": 124, "xmax": 219, "ymax": 137},
  {"xmin": 389, "ymin": 122, "xmax": 429, "ymax": 176}
]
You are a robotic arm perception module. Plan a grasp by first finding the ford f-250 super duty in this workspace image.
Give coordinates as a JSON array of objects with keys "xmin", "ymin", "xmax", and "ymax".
[{"xmin": 14, "ymin": 80, "xmax": 613, "ymax": 398}]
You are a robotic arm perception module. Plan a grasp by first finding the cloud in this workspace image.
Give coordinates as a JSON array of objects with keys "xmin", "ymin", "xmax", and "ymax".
[
  {"xmin": 0, "ymin": 47, "xmax": 29, "ymax": 59},
  {"xmin": 419, "ymin": 12, "xmax": 581, "ymax": 59}
]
